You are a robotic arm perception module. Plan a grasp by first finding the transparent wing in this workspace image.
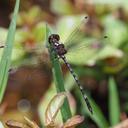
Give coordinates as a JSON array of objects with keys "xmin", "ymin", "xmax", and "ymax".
[
  {"xmin": 0, "ymin": 41, "xmax": 52, "ymax": 87},
  {"xmin": 67, "ymin": 36, "xmax": 107, "ymax": 53},
  {"xmin": 61, "ymin": 16, "xmax": 107, "ymax": 65},
  {"xmin": 8, "ymin": 63, "xmax": 52, "ymax": 84},
  {"xmin": 62, "ymin": 16, "xmax": 106, "ymax": 49},
  {"xmin": 65, "ymin": 37, "xmax": 107, "ymax": 65},
  {"xmin": 64, "ymin": 16, "xmax": 89, "ymax": 51},
  {"xmin": 0, "ymin": 15, "xmax": 107, "ymax": 85}
]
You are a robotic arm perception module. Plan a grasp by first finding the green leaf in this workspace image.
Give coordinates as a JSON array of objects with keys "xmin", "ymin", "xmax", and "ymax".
[
  {"xmin": 0, "ymin": 0, "xmax": 20, "ymax": 103},
  {"xmin": 45, "ymin": 25, "xmax": 72, "ymax": 122},
  {"xmin": 108, "ymin": 77, "xmax": 120, "ymax": 126},
  {"xmin": 51, "ymin": 0, "xmax": 74, "ymax": 15},
  {"xmin": 89, "ymin": 99, "xmax": 109, "ymax": 128},
  {"xmin": 103, "ymin": 15, "xmax": 128, "ymax": 47},
  {"xmin": 0, "ymin": 28, "xmax": 7, "ymax": 42},
  {"xmin": 75, "ymin": 88, "xmax": 109, "ymax": 128},
  {"xmin": 57, "ymin": 16, "xmax": 85, "ymax": 41},
  {"xmin": 89, "ymin": 0, "xmax": 128, "ymax": 5},
  {"xmin": 32, "ymin": 22, "xmax": 46, "ymax": 42}
]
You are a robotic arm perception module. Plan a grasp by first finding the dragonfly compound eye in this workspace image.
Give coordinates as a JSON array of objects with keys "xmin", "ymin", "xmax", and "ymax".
[
  {"xmin": 48, "ymin": 34, "xmax": 60, "ymax": 44},
  {"xmin": 52, "ymin": 34, "xmax": 60, "ymax": 41}
]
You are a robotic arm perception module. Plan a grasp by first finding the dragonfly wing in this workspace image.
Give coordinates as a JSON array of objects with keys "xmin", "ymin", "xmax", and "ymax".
[
  {"xmin": 2, "ymin": 40, "xmax": 51, "ymax": 85},
  {"xmin": 65, "ymin": 35, "xmax": 109, "ymax": 65},
  {"xmin": 8, "ymin": 63, "xmax": 52, "ymax": 84},
  {"xmin": 6, "ymin": 64, "xmax": 52, "ymax": 109},
  {"xmin": 64, "ymin": 17, "xmax": 88, "ymax": 50}
]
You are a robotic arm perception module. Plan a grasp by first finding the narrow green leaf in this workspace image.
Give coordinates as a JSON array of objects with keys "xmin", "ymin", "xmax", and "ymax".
[
  {"xmin": 108, "ymin": 77, "xmax": 120, "ymax": 126},
  {"xmin": 74, "ymin": 88, "xmax": 109, "ymax": 128},
  {"xmin": 89, "ymin": 99, "xmax": 109, "ymax": 128},
  {"xmin": 0, "ymin": 0, "xmax": 20, "ymax": 102},
  {"xmin": 45, "ymin": 25, "xmax": 72, "ymax": 122}
]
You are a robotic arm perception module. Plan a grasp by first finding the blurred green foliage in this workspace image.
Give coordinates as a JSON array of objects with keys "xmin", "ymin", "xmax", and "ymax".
[{"xmin": 1, "ymin": 0, "xmax": 128, "ymax": 127}]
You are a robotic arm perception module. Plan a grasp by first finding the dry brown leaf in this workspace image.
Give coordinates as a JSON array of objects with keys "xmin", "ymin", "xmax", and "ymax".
[
  {"xmin": 63, "ymin": 115, "xmax": 84, "ymax": 128},
  {"xmin": 6, "ymin": 120, "xmax": 28, "ymax": 128},
  {"xmin": 24, "ymin": 117, "xmax": 39, "ymax": 128},
  {"xmin": 0, "ymin": 102, "xmax": 7, "ymax": 115},
  {"xmin": 5, "ymin": 117, "xmax": 39, "ymax": 128},
  {"xmin": 45, "ymin": 92, "xmax": 66, "ymax": 127},
  {"xmin": 45, "ymin": 124, "xmax": 57, "ymax": 128},
  {"xmin": 113, "ymin": 119, "xmax": 128, "ymax": 128}
]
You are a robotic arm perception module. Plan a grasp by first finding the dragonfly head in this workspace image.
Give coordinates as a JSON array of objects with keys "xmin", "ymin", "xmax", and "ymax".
[{"xmin": 48, "ymin": 34, "xmax": 60, "ymax": 44}]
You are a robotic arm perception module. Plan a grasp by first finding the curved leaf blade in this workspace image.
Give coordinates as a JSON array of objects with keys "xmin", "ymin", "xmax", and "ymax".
[
  {"xmin": 0, "ymin": 0, "xmax": 20, "ymax": 103},
  {"xmin": 108, "ymin": 77, "xmax": 120, "ymax": 126},
  {"xmin": 45, "ymin": 92, "xmax": 66, "ymax": 126}
]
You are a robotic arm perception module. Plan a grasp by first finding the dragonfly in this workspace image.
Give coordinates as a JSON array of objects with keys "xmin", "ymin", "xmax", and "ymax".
[
  {"xmin": 48, "ymin": 33, "xmax": 93, "ymax": 114},
  {"xmin": 0, "ymin": 16, "xmax": 107, "ymax": 114}
]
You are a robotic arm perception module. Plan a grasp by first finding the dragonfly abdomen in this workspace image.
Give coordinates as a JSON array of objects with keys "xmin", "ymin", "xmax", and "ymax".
[
  {"xmin": 48, "ymin": 33, "xmax": 93, "ymax": 114},
  {"xmin": 61, "ymin": 55, "xmax": 93, "ymax": 114}
]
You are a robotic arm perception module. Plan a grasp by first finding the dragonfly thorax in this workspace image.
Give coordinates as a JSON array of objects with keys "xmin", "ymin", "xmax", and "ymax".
[
  {"xmin": 56, "ymin": 44, "xmax": 67, "ymax": 56},
  {"xmin": 48, "ymin": 34, "xmax": 67, "ymax": 56}
]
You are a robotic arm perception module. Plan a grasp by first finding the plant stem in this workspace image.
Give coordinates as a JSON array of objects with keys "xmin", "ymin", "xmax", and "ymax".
[{"xmin": 45, "ymin": 25, "xmax": 72, "ymax": 122}]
